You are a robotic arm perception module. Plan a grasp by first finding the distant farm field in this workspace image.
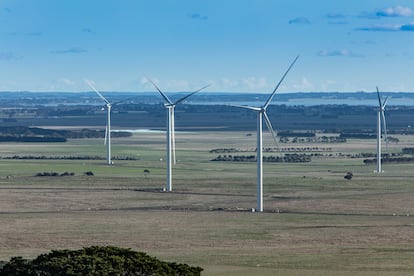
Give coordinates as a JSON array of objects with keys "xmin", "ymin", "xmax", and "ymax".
[{"xmin": 0, "ymin": 131, "xmax": 414, "ymax": 275}]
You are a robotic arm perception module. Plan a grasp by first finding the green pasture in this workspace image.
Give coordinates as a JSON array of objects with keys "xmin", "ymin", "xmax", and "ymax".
[{"xmin": 0, "ymin": 131, "xmax": 414, "ymax": 275}]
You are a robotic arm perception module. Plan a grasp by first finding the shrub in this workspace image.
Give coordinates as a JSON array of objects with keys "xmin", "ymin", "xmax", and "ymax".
[
  {"xmin": 344, "ymin": 172, "xmax": 353, "ymax": 180},
  {"xmin": 35, "ymin": 172, "xmax": 75, "ymax": 177},
  {"xmin": 0, "ymin": 246, "xmax": 203, "ymax": 276}
]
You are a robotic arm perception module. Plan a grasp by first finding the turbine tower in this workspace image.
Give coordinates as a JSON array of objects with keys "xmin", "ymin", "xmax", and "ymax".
[
  {"xmin": 86, "ymin": 80, "xmax": 114, "ymax": 165},
  {"xmin": 375, "ymin": 86, "xmax": 389, "ymax": 173},
  {"xmin": 148, "ymin": 79, "xmax": 210, "ymax": 192},
  {"xmin": 231, "ymin": 56, "xmax": 299, "ymax": 212}
]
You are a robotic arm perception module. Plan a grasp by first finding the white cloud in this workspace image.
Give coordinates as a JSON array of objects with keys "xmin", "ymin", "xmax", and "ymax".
[
  {"xmin": 401, "ymin": 22, "xmax": 414, "ymax": 31},
  {"xmin": 140, "ymin": 76, "xmax": 161, "ymax": 90},
  {"xmin": 220, "ymin": 78, "xmax": 239, "ymax": 90},
  {"xmin": 357, "ymin": 22, "xmax": 414, "ymax": 32},
  {"xmin": 49, "ymin": 78, "xmax": 76, "ymax": 90},
  {"xmin": 376, "ymin": 6, "xmax": 413, "ymax": 17},
  {"xmin": 50, "ymin": 47, "xmax": 87, "ymax": 54},
  {"xmin": 189, "ymin": 13, "xmax": 208, "ymax": 20},
  {"xmin": 325, "ymin": 13, "xmax": 349, "ymax": 24},
  {"xmin": 0, "ymin": 51, "xmax": 21, "ymax": 61},
  {"xmin": 140, "ymin": 76, "xmax": 149, "ymax": 85},
  {"xmin": 318, "ymin": 49, "xmax": 364, "ymax": 58},
  {"xmin": 325, "ymin": 13, "xmax": 346, "ymax": 19},
  {"xmin": 321, "ymin": 80, "xmax": 337, "ymax": 91},
  {"xmin": 288, "ymin": 17, "xmax": 311, "ymax": 24},
  {"xmin": 82, "ymin": 27, "xmax": 93, "ymax": 33},
  {"xmin": 293, "ymin": 77, "xmax": 313, "ymax": 91},
  {"xmin": 242, "ymin": 77, "xmax": 268, "ymax": 91},
  {"xmin": 166, "ymin": 79, "xmax": 190, "ymax": 91},
  {"xmin": 357, "ymin": 24, "xmax": 400, "ymax": 31},
  {"xmin": 59, "ymin": 78, "xmax": 75, "ymax": 86},
  {"xmin": 141, "ymin": 77, "xmax": 210, "ymax": 92}
]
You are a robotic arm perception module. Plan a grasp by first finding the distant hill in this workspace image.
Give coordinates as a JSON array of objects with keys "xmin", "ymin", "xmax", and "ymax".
[
  {"xmin": 0, "ymin": 92, "xmax": 413, "ymax": 133},
  {"xmin": 1, "ymin": 91, "xmax": 414, "ymax": 107}
]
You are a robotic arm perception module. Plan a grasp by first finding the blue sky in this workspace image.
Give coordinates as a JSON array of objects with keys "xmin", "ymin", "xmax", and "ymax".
[{"xmin": 1, "ymin": 0, "xmax": 414, "ymax": 93}]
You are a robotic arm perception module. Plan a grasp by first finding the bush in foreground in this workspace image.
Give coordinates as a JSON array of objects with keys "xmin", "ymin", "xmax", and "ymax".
[{"xmin": 0, "ymin": 246, "xmax": 203, "ymax": 276}]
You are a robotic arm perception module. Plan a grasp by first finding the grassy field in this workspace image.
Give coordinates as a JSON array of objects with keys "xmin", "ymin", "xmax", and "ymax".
[{"xmin": 0, "ymin": 131, "xmax": 414, "ymax": 275}]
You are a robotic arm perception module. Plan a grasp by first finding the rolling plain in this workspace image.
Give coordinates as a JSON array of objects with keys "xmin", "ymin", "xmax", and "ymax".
[{"xmin": 0, "ymin": 130, "xmax": 413, "ymax": 275}]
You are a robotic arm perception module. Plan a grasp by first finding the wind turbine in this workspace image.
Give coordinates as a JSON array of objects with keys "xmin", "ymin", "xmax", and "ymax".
[
  {"xmin": 85, "ymin": 80, "xmax": 114, "ymax": 165},
  {"xmin": 231, "ymin": 56, "xmax": 299, "ymax": 212},
  {"xmin": 147, "ymin": 79, "xmax": 210, "ymax": 192},
  {"xmin": 375, "ymin": 86, "xmax": 389, "ymax": 173}
]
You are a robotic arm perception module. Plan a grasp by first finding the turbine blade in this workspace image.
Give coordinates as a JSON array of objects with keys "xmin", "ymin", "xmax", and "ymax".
[
  {"xmin": 104, "ymin": 124, "xmax": 108, "ymax": 145},
  {"xmin": 85, "ymin": 79, "xmax": 111, "ymax": 105},
  {"xmin": 228, "ymin": 104, "xmax": 261, "ymax": 111},
  {"xmin": 112, "ymin": 96, "xmax": 138, "ymax": 106},
  {"xmin": 173, "ymin": 84, "xmax": 211, "ymax": 106},
  {"xmin": 381, "ymin": 110, "xmax": 388, "ymax": 148},
  {"xmin": 382, "ymin": 96, "xmax": 389, "ymax": 109},
  {"xmin": 263, "ymin": 111, "xmax": 280, "ymax": 149},
  {"xmin": 264, "ymin": 55, "xmax": 299, "ymax": 109},
  {"xmin": 147, "ymin": 78, "xmax": 173, "ymax": 104},
  {"xmin": 376, "ymin": 86, "xmax": 383, "ymax": 108}
]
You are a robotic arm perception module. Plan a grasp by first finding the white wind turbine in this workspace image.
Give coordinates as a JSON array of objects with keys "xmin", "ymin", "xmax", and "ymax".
[
  {"xmin": 231, "ymin": 56, "xmax": 299, "ymax": 212},
  {"xmin": 85, "ymin": 80, "xmax": 114, "ymax": 165},
  {"xmin": 375, "ymin": 86, "xmax": 389, "ymax": 173},
  {"xmin": 148, "ymin": 79, "xmax": 210, "ymax": 192}
]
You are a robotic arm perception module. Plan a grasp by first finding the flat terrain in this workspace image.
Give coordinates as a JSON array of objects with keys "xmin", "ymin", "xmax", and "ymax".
[{"xmin": 0, "ymin": 131, "xmax": 414, "ymax": 275}]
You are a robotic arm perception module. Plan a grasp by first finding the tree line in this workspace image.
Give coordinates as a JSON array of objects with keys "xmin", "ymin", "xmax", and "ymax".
[
  {"xmin": 35, "ymin": 171, "xmax": 94, "ymax": 177},
  {"xmin": 1, "ymin": 155, "xmax": 138, "ymax": 160},
  {"xmin": 280, "ymin": 136, "xmax": 346, "ymax": 143},
  {"xmin": 0, "ymin": 126, "xmax": 131, "ymax": 142},
  {"xmin": 363, "ymin": 156, "xmax": 414, "ymax": 164},
  {"xmin": 211, "ymin": 154, "xmax": 312, "ymax": 163},
  {"xmin": 402, "ymin": 147, "xmax": 414, "ymax": 154},
  {"xmin": 210, "ymin": 147, "xmax": 333, "ymax": 154}
]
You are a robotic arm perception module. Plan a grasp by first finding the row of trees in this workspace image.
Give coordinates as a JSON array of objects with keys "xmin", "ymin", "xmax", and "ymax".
[
  {"xmin": 278, "ymin": 131, "xmax": 315, "ymax": 137},
  {"xmin": 340, "ymin": 133, "xmax": 399, "ymax": 143},
  {"xmin": 1, "ymin": 155, "xmax": 138, "ymax": 160},
  {"xmin": 363, "ymin": 157, "xmax": 414, "ymax": 164},
  {"xmin": 212, "ymin": 152, "xmax": 407, "ymax": 164},
  {"xmin": 280, "ymin": 136, "xmax": 346, "ymax": 143},
  {"xmin": 212, "ymin": 154, "xmax": 312, "ymax": 163},
  {"xmin": 35, "ymin": 172, "xmax": 75, "ymax": 177},
  {"xmin": 363, "ymin": 146, "xmax": 414, "ymax": 164},
  {"xmin": 210, "ymin": 147, "xmax": 333, "ymax": 154},
  {"xmin": 0, "ymin": 136, "xmax": 66, "ymax": 142},
  {"xmin": 263, "ymin": 147, "xmax": 333, "ymax": 152},
  {"xmin": 0, "ymin": 126, "xmax": 132, "ymax": 142},
  {"xmin": 402, "ymin": 147, "xmax": 414, "ymax": 154},
  {"xmin": 35, "ymin": 171, "xmax": 94, "ymax": 177},
  {"xmin": 334, "ymin": 152, "xmax": 401, "ymax": 159}
]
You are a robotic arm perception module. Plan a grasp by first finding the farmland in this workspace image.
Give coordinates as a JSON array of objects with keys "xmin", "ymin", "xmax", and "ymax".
[
  {"xmin": 0, "ymin": 130, "xmax": 414, "ymax": 275},
  {"xmin": 0, "ymin": 92, "xmax": 413, "ymax": 274}
]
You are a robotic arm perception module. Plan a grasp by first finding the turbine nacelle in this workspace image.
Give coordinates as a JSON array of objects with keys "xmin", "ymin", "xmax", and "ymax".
[
  {"xmin": 380, "ymin": 97, "xmax": 389, "ymax": 112},
  {"xmin": 376, "ymin": 86, "xmax": 389, "ymax": 110}
]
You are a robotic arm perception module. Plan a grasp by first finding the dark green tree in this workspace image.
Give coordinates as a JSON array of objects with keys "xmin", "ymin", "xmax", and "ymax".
[{"xmin": 0, "ymin": 246, "xmax": 203, "ymax": 276}]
